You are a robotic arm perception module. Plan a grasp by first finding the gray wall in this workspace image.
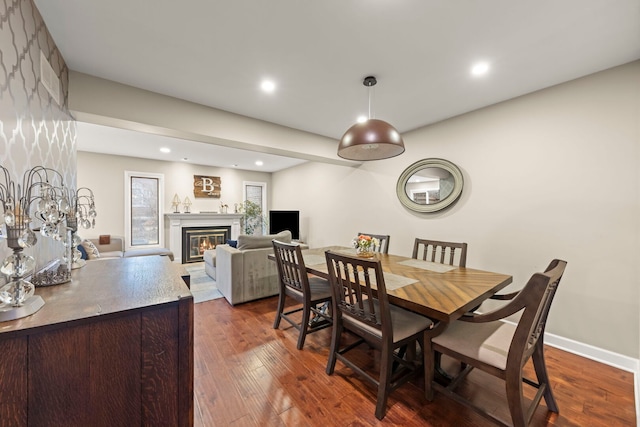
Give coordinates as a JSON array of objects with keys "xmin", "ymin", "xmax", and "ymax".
[{"xmin": 272, "ymin": 61, "xmax": 640, "ymax": 358}]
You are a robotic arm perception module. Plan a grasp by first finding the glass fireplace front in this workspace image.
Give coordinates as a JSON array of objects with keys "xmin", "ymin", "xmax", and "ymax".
[{"xmin": 181, "ymin": 226, "xmax": 231, "ymax": 263}]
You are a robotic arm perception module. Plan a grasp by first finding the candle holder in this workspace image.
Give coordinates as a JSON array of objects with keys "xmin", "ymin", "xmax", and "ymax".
[{"xmin": 0, "ymin": 166, "xmax": 69, "ymax": 321}]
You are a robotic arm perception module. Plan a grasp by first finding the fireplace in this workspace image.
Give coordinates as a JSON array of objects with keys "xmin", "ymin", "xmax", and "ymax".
[
  {"xmin": 181, "ymin": 226, "xmax": 231, "ymax": 264},
  {"xmin": 165, "ymin": 213, "xmax": 243, "ymax": 263}
]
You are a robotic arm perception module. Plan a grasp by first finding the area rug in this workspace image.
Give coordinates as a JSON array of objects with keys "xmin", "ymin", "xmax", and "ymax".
[{"xmin": 183, "ymin": 262, "xmax": 224, "ymax": 303}]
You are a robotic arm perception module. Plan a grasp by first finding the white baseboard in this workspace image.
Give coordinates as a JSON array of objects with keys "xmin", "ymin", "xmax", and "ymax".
[{"xmin": 543, "ymin": 331, "xmax": 639, "ymax": 373}]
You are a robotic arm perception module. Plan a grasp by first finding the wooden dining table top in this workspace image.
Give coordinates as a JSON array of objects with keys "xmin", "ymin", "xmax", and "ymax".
[{"xmin": 271, "ymin": 246, "xmax": 513, "ymax": 323}]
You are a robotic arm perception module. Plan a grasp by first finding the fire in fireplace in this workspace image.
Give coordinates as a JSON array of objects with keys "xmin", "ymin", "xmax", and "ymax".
[{"xmin": 181, "ymin": 226, "xmax": 231, "ymax": 263}]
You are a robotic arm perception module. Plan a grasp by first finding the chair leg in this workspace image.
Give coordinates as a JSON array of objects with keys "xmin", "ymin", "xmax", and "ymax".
[
  {"xmin": 273, "ymin": 291, "xmax": 285, "ymax": 329},
  {"xmin": 505, "ymin": 366, "xmax": 527, "ymax": 427},
  {"xmin": 424, "ymin": 338, "xmax": 436, "ymax": 401},
  {"xmin": 297, "ymin": 302, "xmax": 311, "ymax": 350},
  {"xmin": 375, "ymin": 343, "xmax": 393, "ymax": 420},
  {"xmin": 326, "ymin": 320, "xmax": 342, "ymax": 375},
  {"xmin": 532, "ymin": 340, "xmax": 558, "ymax": 413}
]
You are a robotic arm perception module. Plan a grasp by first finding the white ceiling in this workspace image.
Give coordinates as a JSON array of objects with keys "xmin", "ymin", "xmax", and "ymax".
[{"xmin": 35, "ymin": 1, "xmax": 640, "ymax": 172}]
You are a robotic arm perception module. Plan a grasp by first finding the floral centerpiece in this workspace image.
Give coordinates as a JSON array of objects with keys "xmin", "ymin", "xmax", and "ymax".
[{"xmin": 353, "ymin": 234, "xmax": 379, "ymax": 258}]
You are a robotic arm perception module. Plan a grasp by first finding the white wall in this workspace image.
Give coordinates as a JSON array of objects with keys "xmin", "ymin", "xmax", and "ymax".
[
  {"xmin": 272, "ymin": 61, "xmax": 640, "ymax": 358},
  {"xmin": 77, "ymin": 151, "xmax": 271, "ymax": 242}
]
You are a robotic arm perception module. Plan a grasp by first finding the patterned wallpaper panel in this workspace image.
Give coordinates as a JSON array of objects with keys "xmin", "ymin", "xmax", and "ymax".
[{"xmin": 0, "ymin": 0, "xmax": 76, "ymax": 275}]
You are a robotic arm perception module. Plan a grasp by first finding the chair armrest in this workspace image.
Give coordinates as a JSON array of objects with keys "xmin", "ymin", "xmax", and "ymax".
[
  {"xmin": 490, "ymin": 290, "xmax": 519, "ymax": 300},
  {"xmin": 459, "ymin": 272, "xmax": 549, "ymax": 324}
]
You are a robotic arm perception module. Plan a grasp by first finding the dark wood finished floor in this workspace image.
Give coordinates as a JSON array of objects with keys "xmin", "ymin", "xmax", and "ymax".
[{"xmin": 193, "ymin": 296, "xmax": 636, "ymax": 426}]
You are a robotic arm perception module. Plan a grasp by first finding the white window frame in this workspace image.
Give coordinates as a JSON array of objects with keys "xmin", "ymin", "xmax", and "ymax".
[{"xmin": 124, "ymin": 171, "xmax": 165, "ymax": 250}]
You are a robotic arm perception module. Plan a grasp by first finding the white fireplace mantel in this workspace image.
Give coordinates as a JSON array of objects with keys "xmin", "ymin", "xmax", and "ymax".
[{"xmin": 165, "ymin": 213, "xmax": 243, "ymax": 263}]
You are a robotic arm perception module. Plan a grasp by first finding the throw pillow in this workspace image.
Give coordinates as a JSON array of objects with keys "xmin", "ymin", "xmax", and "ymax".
[
  {"xmin": 77, "ymin": 244, "xmax": 88, "ymax": 260},
  {"xmin": 226, "ymin": 239, "xmax": 238, "ymax": 248},
  {"xmin": 81, "ymin": 239, "xmax": 101, "ymax": 260}
]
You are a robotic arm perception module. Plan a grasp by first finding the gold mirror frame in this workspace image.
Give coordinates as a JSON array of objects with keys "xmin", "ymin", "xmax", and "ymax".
[{"xmin": 396, "ymin": 158, "xmax": 464, "ymax": 213}]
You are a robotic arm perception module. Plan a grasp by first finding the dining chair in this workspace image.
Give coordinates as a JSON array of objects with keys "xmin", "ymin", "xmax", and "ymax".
[
  {"xmin": 412, "ymin": 238, "xmax": 467, "ymax": 267},
  {"xmin": 357, "ymin": 233, "xmax": 391, "ymax": 254},
  {"xmin": 424, "ymin": 259, "xmax": 567, "ymax": 427},
  {"xmin": 324, "ymin": 250, "xmax": 434, "ymax": 420},
  {"xmin": 272, "ymin": 240, "xmax": 332, "ymax": 350}
]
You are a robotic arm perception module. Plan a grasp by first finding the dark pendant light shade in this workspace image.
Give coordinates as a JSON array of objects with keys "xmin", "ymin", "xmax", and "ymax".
[
  {"xmin": 338, "ymin": 119, "xmax": 405, "ymax": 161},
  {"xmin": 337, "ymin": 76, "xmax": 405, "ymax": 161}
]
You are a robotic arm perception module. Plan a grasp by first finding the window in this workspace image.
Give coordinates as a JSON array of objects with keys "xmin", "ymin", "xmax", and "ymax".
[
  {"xmin": 243, "ymin": 181, "xmax": 267, "ymax": 234},
  {"xmin": 125, "ymin": 171, "xmax": 164, "ymax": 249}
]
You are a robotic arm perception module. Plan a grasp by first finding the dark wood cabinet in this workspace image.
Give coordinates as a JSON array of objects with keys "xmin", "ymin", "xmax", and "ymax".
[{"xmin": 0, "ymin": 257, "xmax": 193, "ymax": 427}]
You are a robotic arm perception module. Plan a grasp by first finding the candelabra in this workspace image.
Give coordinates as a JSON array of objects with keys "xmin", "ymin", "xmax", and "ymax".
[
  {"xmin": 64, "ymin": 187, "xmax": 96, "ymax": 270},
  {"xmin": 0, "ymin": 166, "xmax": 69, "ymax": 321}
]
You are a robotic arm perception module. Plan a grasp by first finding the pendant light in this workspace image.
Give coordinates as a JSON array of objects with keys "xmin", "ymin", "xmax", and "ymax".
[{"xmin": 337, "ymin": 76, "xmax": 405, "ymax": 161}]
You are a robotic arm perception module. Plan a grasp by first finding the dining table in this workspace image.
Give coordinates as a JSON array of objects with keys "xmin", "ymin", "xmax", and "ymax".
[{"xmin": 275, "ymin": 245, "xmax": 513, "ymax": 324}]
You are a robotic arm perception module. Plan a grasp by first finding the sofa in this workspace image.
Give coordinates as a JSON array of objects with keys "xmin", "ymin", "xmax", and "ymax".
[
  {"xmin": 81, "ymin": 236, "xmax": 174, "ymax": 261},
  {"xmin": 211, "ymin": 230, "xmax": 295, "ymax": 305}
]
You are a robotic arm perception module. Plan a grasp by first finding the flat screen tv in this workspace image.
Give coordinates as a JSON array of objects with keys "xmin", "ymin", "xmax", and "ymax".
[{"xmin": 269, "ymin": 210, "xmax": 300, "ymax": 240}]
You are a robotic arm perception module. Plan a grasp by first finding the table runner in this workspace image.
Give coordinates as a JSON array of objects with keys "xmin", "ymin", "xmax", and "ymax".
[
  {"xmin": 398, "ymin": 258, "xmax": 456, "ymax": 273},
  {"xmin": 303, "ymin": 252, "xmax": 417, "ymax": 290}
]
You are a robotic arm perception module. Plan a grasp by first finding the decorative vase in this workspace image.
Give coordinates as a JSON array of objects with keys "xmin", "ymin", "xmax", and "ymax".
[{"xmin": 356, "ymin": 246, "xmax": 375, "ymax": 258}]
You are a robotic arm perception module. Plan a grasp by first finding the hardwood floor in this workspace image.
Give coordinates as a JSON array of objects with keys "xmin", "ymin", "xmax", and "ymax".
[{"xmin": 193, "ymin": 296, "xmax": 636, "ymax": 426}]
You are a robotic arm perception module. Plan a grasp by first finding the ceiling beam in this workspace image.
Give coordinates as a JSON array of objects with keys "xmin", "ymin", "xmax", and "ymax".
[{"xmin": 69, "ymin": 71, "xmax": 360, "ymax": 167}]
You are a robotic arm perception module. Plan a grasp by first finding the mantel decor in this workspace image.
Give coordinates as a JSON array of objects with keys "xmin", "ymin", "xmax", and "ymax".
[
  {"xmin": 171, "ymin": 194, "xmax": 181, "ymax": 213},
  {"xmin": 193, "ymin": 175, "xmax": 221, "ymax": 198},
  {"xmin": 183, "ymin": 196, "xmax": 192, "ymax": 213}
]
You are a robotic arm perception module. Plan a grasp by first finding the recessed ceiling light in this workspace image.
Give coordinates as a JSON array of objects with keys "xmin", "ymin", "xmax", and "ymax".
[
  {"xmin": 160, "ymin": 147, "xmax": 171, "ymax": 153},
  {"xmin": 261, "ymin": 80, "xmax": 276, "ymax": 93},
  {"xmin": 255, "ymin": 160, "xmax": 263, "ymax": 166},
  {"xmin": 357, "ymin": 115, "xmax": 368, "ymax": 123},
  {"xmin": 471, "ymin": 62, "xmax": 490, "ymax": 76}
]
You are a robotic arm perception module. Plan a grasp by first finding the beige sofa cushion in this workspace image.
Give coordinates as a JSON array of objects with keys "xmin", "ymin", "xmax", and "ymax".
[
  {"xmin": 237, "ymin": 230, "xmax": 292, "ymax": 250},
  {"xmin": 88, "ymin": 236, "xmax": 124, "ymax": 259}
]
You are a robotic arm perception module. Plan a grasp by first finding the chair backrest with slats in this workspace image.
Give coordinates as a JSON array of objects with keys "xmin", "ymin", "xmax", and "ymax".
[
  {"xmin": 272, "ymin": 240, "xmax": 310, "ymax": 299},
  {"xmin": 412, "ymin": 238, "xmax": 467, "ymax": 267},
  {"xmin": 325, "ymin": 250, "xmax": 392, "ymax": 340},
  {"xmin": 357, "ymin": 233, "xmax": 391, "ymax": 254},
  {"xmin": 508, "ymin": 259, "xmax": 567, "ymax": 365}
]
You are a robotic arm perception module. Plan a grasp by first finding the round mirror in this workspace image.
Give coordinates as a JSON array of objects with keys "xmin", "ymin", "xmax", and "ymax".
[{"xmin": 396, "ymin": 158, "xmax": 464, "ymax": 213}]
